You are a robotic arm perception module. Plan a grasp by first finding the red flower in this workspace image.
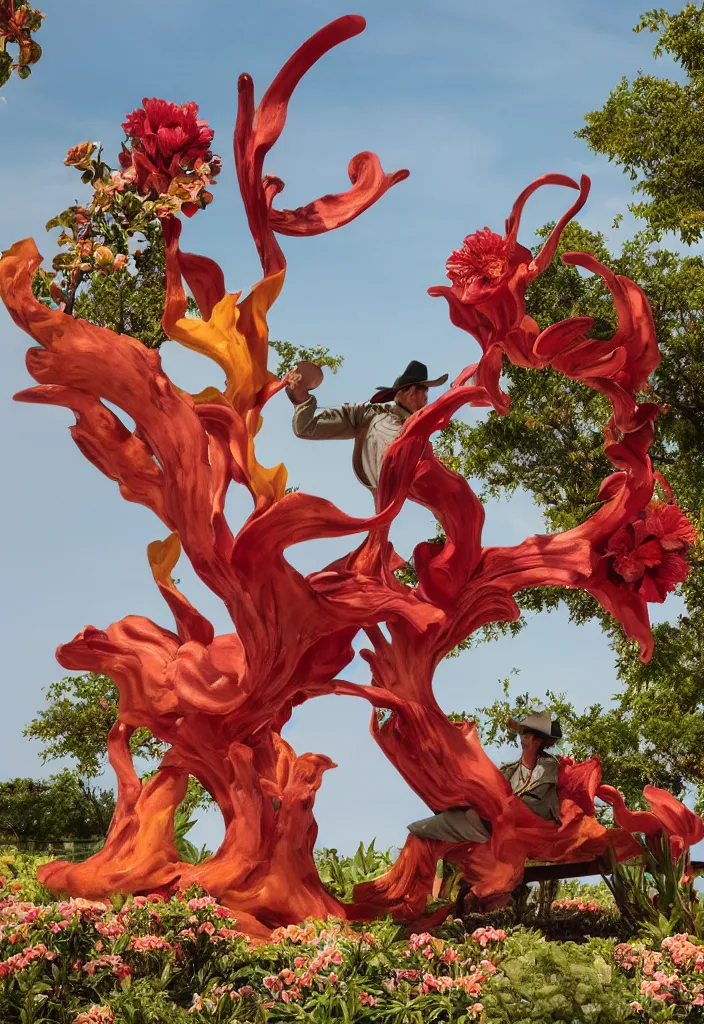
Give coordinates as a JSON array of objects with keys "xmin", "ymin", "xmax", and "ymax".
[
  {"xmin": 429, "ymin": 174, "xmax": 590, "ymax": 411},
  {"xmin": 604, "ymin": 501, "xmax": 695, "ymax": 602},
  {"xmin": 119, "ymin": 98, "xmax": 220, "ymax": 216},
  {"xmin": 446, "ymin": 228, "xmax": 513, "ymax": 305},
  {"xmin": 64, "ymin": 141, "xmax": 95, "ymax": 170},
  {"xmin": 585, "ymin": 498, "xmax": 696, "ymax": 660}
]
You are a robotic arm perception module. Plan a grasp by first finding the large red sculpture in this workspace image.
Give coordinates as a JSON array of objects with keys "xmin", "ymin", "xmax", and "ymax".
[{"xmin": 1, "ymin": 16, "xmax": 700, "ymax": 940}]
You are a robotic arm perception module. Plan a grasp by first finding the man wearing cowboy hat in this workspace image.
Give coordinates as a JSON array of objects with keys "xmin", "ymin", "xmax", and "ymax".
[
  {"xmin": 406, "ymin": 712, "xmax": 563, "ymax": 843},
  {"xmin": 286, "ymin": 360, "xmax": 448, "ymax": 499},
  {"xmin": 499, "ymin": 712, "xmax": 563, "ymax": 824}
]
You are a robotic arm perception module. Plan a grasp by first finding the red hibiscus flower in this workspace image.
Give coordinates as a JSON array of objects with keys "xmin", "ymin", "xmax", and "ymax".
[
  {"xmin": 446, "ymin": 227, "xmax": 514, "ymax": 306},
  {"xmin": 585, "ymin": 498, "xmax": 696, "ymax": 660},
  {"xmin": 605, "ymin": 500, "xmax": 695, "ymax": 603},
  {"xmin": 119, "ymin": 98, "xmax": 221, "ymax": 216}
]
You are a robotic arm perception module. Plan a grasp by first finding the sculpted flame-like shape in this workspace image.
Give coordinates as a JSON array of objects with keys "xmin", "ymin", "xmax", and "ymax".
[{"xmin": 1, "ymin": 16, "xmax": 699, "ymax": 934}]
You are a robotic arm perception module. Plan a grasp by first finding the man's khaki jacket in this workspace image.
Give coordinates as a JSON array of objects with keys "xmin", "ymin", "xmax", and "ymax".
[{"xmin": 292, "ymin": 396, "xmax": 412, "ymax": 493}]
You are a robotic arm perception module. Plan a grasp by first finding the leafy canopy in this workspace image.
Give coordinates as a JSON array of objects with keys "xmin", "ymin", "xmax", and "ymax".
[{"xmin": 578, "ymin": 3, "xmax": 704, "ymax": 243}]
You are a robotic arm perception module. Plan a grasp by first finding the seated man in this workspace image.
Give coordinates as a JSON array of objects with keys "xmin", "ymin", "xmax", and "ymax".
[
  {"xmin": 407, "ymin": 713, "xmax": 562, "ymax": 843},
  {"xmin": 286, "ymin": 359, "xmax": 448, "ymax": 500}
]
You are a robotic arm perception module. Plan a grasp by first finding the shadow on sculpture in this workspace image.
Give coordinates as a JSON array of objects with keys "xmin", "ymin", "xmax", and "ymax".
[{"xmin": 1, "ymin": 15, "xmax": 700, "ymax": 940}]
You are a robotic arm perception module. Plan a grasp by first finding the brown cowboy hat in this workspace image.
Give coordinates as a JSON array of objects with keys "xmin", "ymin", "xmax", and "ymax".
[
  {"xmin": 507, "ymin": 713, "xmax": 562, "ymax": 743},
  {"xmin": 370, "ymin": 360, "xmax": 448, "ymax": 405}
]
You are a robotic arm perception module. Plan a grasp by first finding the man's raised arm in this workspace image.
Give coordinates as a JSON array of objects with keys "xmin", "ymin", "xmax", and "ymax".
[{"xmin": 291, "ymin": 394, "xmax": 370, "ymax": 440}]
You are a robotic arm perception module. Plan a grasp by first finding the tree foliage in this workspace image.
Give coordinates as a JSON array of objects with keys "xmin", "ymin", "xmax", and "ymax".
[
  {"xmin": 73, "ymin": 236, "xmax": 170, "ymax": 349},
  {"xmin": 24, "ymin": 673, "xmax": 163, "ymax": 779},
  {"xmin": 577, "ymin": 3, "xmax": 704, "ymax": 243},
  {"xmin": 0, "ymin": 771, "xmax": 115, "ymax": 843}
]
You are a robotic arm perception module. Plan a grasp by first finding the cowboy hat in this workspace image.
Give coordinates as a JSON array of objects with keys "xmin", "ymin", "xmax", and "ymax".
[
  {"xmin": 370, "ymin": 360, "xmax": 448, "ymax": 405},
  {"xmin": 507, "ymin": 713, "xmax": 562, "ymax": 742}
]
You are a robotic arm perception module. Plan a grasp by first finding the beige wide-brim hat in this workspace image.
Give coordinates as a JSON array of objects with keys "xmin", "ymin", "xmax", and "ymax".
[{"xmin": 507, "ymin": 713, "xmax": 562, "ymax": 742}]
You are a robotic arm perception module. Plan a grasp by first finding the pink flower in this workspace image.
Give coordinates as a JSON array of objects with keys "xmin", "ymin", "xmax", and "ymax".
[
  {"xmin": 197, "ymin": 921, "xmax": 215, "ymax": 936},
  {"xmin": 409, "ymin": 931, "xmax": 434, "ymax": 950},
  {"xmin": 113, "ymin": 253, "xmax": 128, "ymax": 272},
  {"xmin": 471, "ymin": 926, "xmax": 507, "ymax": 948},
  {"xmin": 328, "ymin": 972, "xmax": 339, "ymax": 985},
  {"xmin": 129, "ymin": 934, "xmax": 172, "ymax": 951},
  {"xmin": 359, "ymin": 992, "xmax": 378, "ymax": 1006},
  {"xmin": 395, "ymin": 969, "xmax": 420, "ymax": 982},
  {"xmin": 74, "ymin": 1006, "xmax": 115, "ymax": 1024},
  {"xmin": 217, "ymin": 926, "xmax": 246, "ymax": 940},
  {"xmin": 294, "ymin": 956, "xmax": 307, "ymax": 968},
  {"xmin": 441, "ymin": 947, "xmax": 461, "ymax": 964},
  {"xmin": 470, "ymin": 1004, "xmax": 484, "ymax": 1015}
]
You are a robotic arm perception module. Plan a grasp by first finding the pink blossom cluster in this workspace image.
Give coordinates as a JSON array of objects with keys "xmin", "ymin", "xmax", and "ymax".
[
  {"xmin": 615, "ymin": 941, "xmax": 664, "ymax": 975},
  {"xmin": 551, "ymin": 897, "xmax": 606, "ymax": 913},
  {"xmin": 129, "ymin": 933, "xmax": 173, "ymax": 952},
  {"xmin": 615, "ymin": 935, "xmax": 704, "ymax": 1012},
  {"xmin": 0, "ymin": 941, "xmax": 56, "ymax": 977},
  {"xmin": 187, "ymin": 983, "xmax": 256, "ymax": 1014},
  {"xmin": 640, "ymin": 970, "xmax": 704, "ymax": 1006},
  {"xmin": 661, "ymin": 933, "xmax": 704, "ymax": 971},
  {"xmin": 74, "ymin": 1007, "xmax": 115, "ymax": 1024},
  {"xmin": 471, "ymin": 926, "xmax": 508, "ymax": 948},
  {"xmin": 269, "ymin": 920, "xmax": 348, "ymax": 945},
  {"xmin": 81, "ymin": 953, "xmax": 132, "ymax": 982}
]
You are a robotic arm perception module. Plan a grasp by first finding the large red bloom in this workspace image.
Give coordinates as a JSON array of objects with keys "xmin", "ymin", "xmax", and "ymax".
[
  {"xmin": 119, "ymin": 98, "xmax": 220, "ymax": 215},
  {"xmin": 445, "ymin": 228, "xmax": 514, "ymax": 305},
  {"xmin": 604, "ymin": 500, "xmax": 695, "ymax": 603}
]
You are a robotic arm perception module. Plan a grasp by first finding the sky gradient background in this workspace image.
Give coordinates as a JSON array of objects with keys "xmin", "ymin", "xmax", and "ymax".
[{"xmin": 0, "ymin": 0, "xmax": 688, "ymax": 855}]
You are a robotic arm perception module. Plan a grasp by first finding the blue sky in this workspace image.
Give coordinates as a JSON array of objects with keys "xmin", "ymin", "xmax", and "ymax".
[{"xmin": 0, "ymin": 0, "xmax": 688, "ymax": 856}]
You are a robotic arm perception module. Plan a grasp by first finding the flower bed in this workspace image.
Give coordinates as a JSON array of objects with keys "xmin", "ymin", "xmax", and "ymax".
[{"xmin": 4, "ymin": 869, "xmax": 704, "ymax": 1023}]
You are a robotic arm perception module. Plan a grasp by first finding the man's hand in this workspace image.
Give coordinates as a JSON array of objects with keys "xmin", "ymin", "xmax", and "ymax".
[{"xmin": 285, "ymin": 371, "xmax": 311, "ymax": 405}]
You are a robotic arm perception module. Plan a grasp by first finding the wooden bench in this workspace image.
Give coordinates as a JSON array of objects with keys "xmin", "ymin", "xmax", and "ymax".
[{"xmin": 453, "ymin": 859, "xmax": 704, "ymax": 915}]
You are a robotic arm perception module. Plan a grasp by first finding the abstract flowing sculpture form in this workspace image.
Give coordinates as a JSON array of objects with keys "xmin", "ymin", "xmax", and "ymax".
[{"xmin": 2, "ymin": 16, "xmax": 701, "ymax": 939}]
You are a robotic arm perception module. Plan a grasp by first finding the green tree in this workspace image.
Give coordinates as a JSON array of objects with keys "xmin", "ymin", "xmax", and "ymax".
[
  {"xmin": 578, "ymin": 3, "xmax": 704, "ymax": 243},
  {"xmin": 440, "ymin": 219, "xmax": 704, "ymax": 807},
  {"xmin": 24, "ymin": 672, "xmax": 163, "ymax": 778},
  {"xmin": 73, "ymin": 234, "xmax": 170, "ymax": 349},
  {"xmin": 0, "ymin": 771, "xmax": 115, "ymax": 843}
]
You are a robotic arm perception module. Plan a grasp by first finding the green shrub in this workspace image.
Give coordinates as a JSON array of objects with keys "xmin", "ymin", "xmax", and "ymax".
[{"xmin": 480, "ymin": 931, "xmax": 637, "ymax": 1022}]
